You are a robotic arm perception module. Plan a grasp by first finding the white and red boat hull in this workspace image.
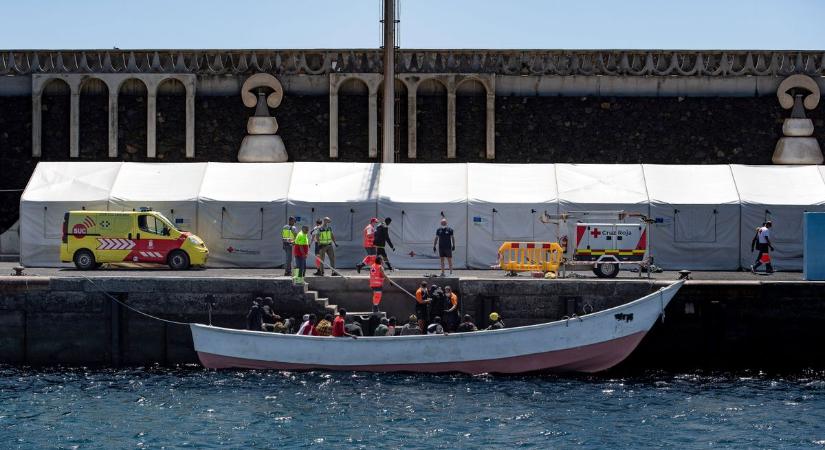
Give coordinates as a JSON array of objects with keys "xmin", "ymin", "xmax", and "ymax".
[{"xmin": 191, "ymin": 281, "xmax": 682, "ymax": 374}]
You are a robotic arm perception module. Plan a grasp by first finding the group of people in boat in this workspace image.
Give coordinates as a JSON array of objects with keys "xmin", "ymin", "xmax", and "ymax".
[{"xmin": 246, "ymin": 296, "xmax": 505, "ymax": 337}]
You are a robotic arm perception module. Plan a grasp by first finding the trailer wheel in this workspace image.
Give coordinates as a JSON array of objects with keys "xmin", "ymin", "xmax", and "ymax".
[
  {"xmin": 73, "ymin": 249, "xmax": 97, "ymax": 270},
  {"xmin": 593, "ymin": 262, "xmax": 619, "ymax": 278},
  {"xmin": 168, "ymin": 250, "xmax": 191, "ymax": 270}
]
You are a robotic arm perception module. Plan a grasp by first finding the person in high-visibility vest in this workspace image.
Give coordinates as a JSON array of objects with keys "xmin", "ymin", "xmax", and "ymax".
[
  {"xmin": 356, "ymin": 218, "xmax": 379, "ymax": 273},
  {"xmin": 292, "ymin": 225, "xmax": 310, "ymax": 282},
  {"xmin": 313, "ymin": 217, "xmax": 338, "ymax": 276},
  {"xmin": 281, "ymin": 216, "xmax": 298, "ymax": 276},
  {"xmin": 369, "ymin": 255, "xmax": 392, "ymax": 314}
]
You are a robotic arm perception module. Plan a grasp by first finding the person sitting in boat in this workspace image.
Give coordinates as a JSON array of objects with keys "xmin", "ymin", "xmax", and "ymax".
[
  {"xmin": 296, "ymin": 314, "xmax": 311, "ymax": 335},
  {"xmin": 400, "ymin": 314, "xmax": 422, "ymax": 335},
  {"xmin": 246, "ymin": 298, "xmax": 264, "ymax": 331},
  {"xmin": 299, "ymin": 314, "xmax": 317, "ymax": 336},
  {"xmin": 332, "ymin": 308, "xmax": 358, "ymax": 339},
  {"xmin": 456, "ymin": 314, "xmax": 478, "ymax": 333},
  {"xmin": 271, "ymin": 315, "xmax": 288, "ymax": 334},
  {"xmin": 369, "ymin": 255, "xmax": 392, "ymax": 314},
  {"xmin": 486, "ymin": 312, "xmax": 505, "ymax": 330},
  {"xmin": 414, "ymin": 281, "xmax": 431, "ymax": 332},
  {"xmin": 427, "ymin": 316, "xmax": 444, "ymax": 335},
  {"xmin": 387, "ymin": 316, "xmax": 398, "ymax": 336},
  {"xmin": 315, "ymin": 314, "xmax": 334, "ymax": 336},
  {"xmin": 373, "ymin": 317, "xmax": 390, "ymax": 336},
  {"xmin": 345, "ymin": 321, "xmax": 364, "ymax": 337}
]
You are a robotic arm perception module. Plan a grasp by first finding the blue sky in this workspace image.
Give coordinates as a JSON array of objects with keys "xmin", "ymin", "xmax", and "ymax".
[{"xmin": 2, "ymin": 0, "xmax": 823, "ymax": 49}]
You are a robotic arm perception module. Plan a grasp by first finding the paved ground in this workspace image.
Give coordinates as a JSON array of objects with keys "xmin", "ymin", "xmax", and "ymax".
[{"xmin": 0, "ymin": 261, "xmax": 804, "ymax": 281}]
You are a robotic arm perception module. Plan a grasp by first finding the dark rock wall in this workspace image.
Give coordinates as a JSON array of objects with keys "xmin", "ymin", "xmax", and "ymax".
[{"xmin": 3, "ymin": 93, "xmax": 825, "ymax": 233}]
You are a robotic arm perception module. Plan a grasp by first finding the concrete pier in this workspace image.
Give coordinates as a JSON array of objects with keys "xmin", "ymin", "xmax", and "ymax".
[{"xmin": 0, "ymin": 271, "xmax": 823, "ymax": 371}]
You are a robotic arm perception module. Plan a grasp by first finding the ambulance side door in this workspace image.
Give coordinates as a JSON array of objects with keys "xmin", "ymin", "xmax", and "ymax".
[{"xmin": 133, "ymin": 213, "xmax": 173, "ymax": 263}]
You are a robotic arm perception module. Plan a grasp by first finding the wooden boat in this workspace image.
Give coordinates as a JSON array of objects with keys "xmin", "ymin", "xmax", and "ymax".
[{"xmin": 191, "ymin": 281, "xmax": 683, "ymax": 374}]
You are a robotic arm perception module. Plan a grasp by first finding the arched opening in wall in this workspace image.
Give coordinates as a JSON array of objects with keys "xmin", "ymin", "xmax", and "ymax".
[
  {"xmin": 455, "ymin": 79, "xmax": 487, "ymax": 161},
  {"xmin": 415, "ymin": 78, "xmax": 448, "ymax": 161},
  {"xmin": 79, "ymin": 78, "xmax": 109, "ymax": 159},
  {"xmin": 40, "ymin": 78, "xmax": 71, "ymax": 161},
  {"xmin": 117, "ymin": 78, "xmax": 148, "ymax": 161},
  {"xmin": 377, "ymin": 79, "xmax": 408, "ymax": 162},
  {"xmin": 156, "ymin": 78, "xmax": 187, "ymax": 161},
  {"xmin": 337, "ymin": 77, "xmax": 370, "ymax": 161}
]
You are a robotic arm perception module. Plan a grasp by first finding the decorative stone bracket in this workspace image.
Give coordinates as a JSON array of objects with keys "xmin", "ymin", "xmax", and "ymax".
[
  {"xmin": 237, "ymin": 73, "xmax": 287, "ymax": 162},
  {"xmin": 772, "ymin": 74, "xmax": 823, "ymax": 164}
]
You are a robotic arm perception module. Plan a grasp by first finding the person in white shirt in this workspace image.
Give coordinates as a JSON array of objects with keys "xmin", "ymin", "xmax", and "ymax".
[
  {"xmin": 750, "ymin": 221, "xmax": 774, "ymax": 274},
  {"xmin": 296, "ymin": 314, "xmax": 311, "ymax": 335}
]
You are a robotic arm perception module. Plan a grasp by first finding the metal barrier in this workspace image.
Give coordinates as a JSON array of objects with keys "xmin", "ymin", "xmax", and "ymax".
[{"xmin": 496, "ymin": 242, "xmax": 563, "ymax": 274}]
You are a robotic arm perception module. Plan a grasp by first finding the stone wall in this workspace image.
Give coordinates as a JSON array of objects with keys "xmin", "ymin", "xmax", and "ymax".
[{"xmin": 3, "ymin": 93, "xmax": 825, "ymax": 233}]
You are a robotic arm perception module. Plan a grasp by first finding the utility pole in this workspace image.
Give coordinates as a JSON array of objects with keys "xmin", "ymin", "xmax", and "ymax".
[{"xmin": 381, "ymin": 0, "xmax": 397, "ymax": 163}]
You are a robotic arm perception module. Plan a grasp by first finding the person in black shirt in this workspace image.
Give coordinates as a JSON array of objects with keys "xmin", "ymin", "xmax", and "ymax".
[
  {"xmin": 246, "ymin": 297, "xmax": 264, "ymax": 331},
  {"xmin": 432, "ymin": 218, "xmax": 455, "ymax": 276},
  {"xmin": 373, "ymin": 217, "xmax": 395, "ymax": 270}
]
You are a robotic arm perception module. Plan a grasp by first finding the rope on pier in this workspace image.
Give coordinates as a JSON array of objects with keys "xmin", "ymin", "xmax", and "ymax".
[{"xmin": 80, "ymin": 275, "xmax": 190, "ymax": 326}]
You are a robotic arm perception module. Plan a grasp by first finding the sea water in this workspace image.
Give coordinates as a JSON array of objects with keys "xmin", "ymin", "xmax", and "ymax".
[{"xmin": 1, "ymin": 366, "xmax": 824, "ymax": 448}]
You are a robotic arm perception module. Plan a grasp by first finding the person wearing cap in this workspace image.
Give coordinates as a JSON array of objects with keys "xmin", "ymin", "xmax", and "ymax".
[
  {"xmin": 314, "ymin": 216, "xmax": 338, "ymax": 276},
  {"xmin": 433, "ymin": 218, "xmax": 455, "ymax": 277},
  {"xmin": 356, "ymin": 218, "xmax": 379, "ymax": 273},
  {"xmin": 296, "ymin": 314, "xmax": 312, "ymax": 335},
  {"xmin": 750, "ymin": 220, "xmax": 775, "ymax": 274},
  {"xmin": 400, "ymin": 314, "xmax": 422, "ymax": 335},
  {"xmin": 486, "ymin": 312, "xmax": 505, "ymax": 330},
  {"xmin": 373, "ymin": 217, "xmax": 396, "ymax": 271},
  {"xmin": 281, "ymin": 216, "xmax": 298, "ymax": 276}
]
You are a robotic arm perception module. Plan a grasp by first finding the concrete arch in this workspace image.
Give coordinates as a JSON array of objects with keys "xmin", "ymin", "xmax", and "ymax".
[
  {"xmin": 329, "ymin": 73, "xmax": 382, "ymax": 158},
  {"xmin": 39, "ymin": 78, "xmax": 72, "ymax": 159},
  {"xmin": 155, "ymin": 78, "xmax": 187, "ymax": 160},
  {"xmin": 78, "ymin": 77, "xmax": 109, "ymax": 159}
]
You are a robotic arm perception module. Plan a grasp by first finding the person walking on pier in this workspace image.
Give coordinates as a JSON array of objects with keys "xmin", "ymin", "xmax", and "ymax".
[
  {"xmin": 281, "ymin": 217, "xmax": 298, "ymax": 276},
  {"xmin": 373, "ymin": 217, "xmax": 395, "ymax": 271},
  {"xmin": 750, "ymin": 221, "xmax": 775, "ymax": 274},
  {"xmin": 292, "ymin": 225, "xmax": 310, "ymax": 282},
  {"xmin": 314, "ymin": 217, "xmax": 338, "ymax": 276},
  {"xmin": 369, "ymin": 255, "xmax": 392, "ymax": 314},
  {"xmin": 433, "ymin": 218, "xmax": 455, "ymax": 276},
  {"xmin": 356, "ymin": 218, "xmax": 379, "ymax": 273}
]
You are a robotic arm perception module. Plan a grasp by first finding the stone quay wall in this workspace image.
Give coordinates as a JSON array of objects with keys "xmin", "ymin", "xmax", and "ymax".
[{"xmin": 1, "ymin": 276, "xmax": 824, "ymax": 371}]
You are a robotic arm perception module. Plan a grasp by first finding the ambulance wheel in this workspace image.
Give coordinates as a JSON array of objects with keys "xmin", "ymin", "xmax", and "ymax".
[
  {"xmin": 73, "ymin": 249, "xmax": 97, "ymax": 270},
  {"xmin": 168, "ymin": 250, "xmax": 190, "ymax": 270},
  {"xmin": 593, "ymin": 262, "xmax": 619, "ymax": 278}
]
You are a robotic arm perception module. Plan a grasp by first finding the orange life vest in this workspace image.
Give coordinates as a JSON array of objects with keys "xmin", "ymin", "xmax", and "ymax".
[
  {"xmin": 369, "ymin": 263, "xmax": 385, "ymax": 287},
  {"xmin": 363, "ymin": 224, "xmax": 375, "ymax": 247}
]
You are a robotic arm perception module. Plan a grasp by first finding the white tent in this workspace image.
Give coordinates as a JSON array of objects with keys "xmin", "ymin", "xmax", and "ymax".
[
  {"xmin": 467, "ymin": 163, "xmax": 558, "ymax": 268},
  {"xmin": 378, "ymin": 163, "xmax": 468, "ymax": 269},
  {"xmin": 287, "ymin": 162, "xmax": 379, "ymax": 269},
  {"xmin": 643, "ymin": 165, "xmax": 741, "ymax": 270},
  {"xmin": 20, "ymin": 161, "xmax": 123, "ymax": 266},
  {"xmin": 197, "ymin": 163, "xmax": 293, "ymax": 268},
  {"xmin": 108, "ymin": 162, "xmax": 207, "ymax": 233},
  {"xmin": 556, "ymin": 164, "xmax": 650, "ymax": 218},
  {"xmin": 731, "ymin": 165, "xmax": 825, "ymax": 270}
]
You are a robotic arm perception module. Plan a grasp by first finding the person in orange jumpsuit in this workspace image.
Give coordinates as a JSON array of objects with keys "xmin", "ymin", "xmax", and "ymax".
[{"xmin": 369, "ymin": 255, "xmax": 392, "ymax": 314}]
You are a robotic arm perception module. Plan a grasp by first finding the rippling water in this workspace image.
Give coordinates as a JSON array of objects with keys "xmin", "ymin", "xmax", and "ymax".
[{"xmin": 2, "ymin": 367, "xmax": 825, "ymax": 448}]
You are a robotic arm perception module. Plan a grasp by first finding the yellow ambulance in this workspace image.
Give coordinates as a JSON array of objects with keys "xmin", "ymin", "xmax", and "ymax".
[{"xmin": 60, "ymin": 210, "xmax": 209, "ymax": 270}]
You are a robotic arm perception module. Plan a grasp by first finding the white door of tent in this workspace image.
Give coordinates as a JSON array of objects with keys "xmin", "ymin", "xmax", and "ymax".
[
  {"xmin": 20, "ymin": 162, "xmax": 123, "ymax": 267},
  {"xmin": 197, "ymin": 163, "xmax": 292, "ymax": 268},
  {"xmin": 467, "ymin": 163, "xmax": 558, "ymax": 268},
  {"xmin": 378, "ymin": 164, "xmax": 468, "ymax": 269},
  {"xmin": 643, "ymin": 165, "xmax": 740, "ymax": 270},
  {"xmin": 108, "ymin": 163, "xmax": 207, "ymax": 233},
  {"xmin": 732, "ymin": 165, "xmax": 825, "ymax": 271},
  {"xmin": 287, "ymin": 163, "xmax": 379, "ymax": 269}
]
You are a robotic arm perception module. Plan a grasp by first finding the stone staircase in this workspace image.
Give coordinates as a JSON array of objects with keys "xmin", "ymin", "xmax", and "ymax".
[{"xmin": 299, "ymin": 281, "xmax": 337, "ymax": 316}]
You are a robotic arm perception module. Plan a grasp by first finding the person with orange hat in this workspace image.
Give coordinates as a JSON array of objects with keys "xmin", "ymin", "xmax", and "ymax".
[
  {"xmin": 356, "ymin": 217, "xmax": 379, "ymax": 273},
  {"xmin": 369, "ymin": 255, "xmax": 392, "ymax": 314}
]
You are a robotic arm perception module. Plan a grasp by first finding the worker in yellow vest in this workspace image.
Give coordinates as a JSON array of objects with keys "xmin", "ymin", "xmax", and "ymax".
[
  {"xmin": 281, "ymin": 216, "xmax": 298, "ymax": 276},
  {"xmin": 314, "ymin": 217, "xmax": 339, "ymax": 276}
]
